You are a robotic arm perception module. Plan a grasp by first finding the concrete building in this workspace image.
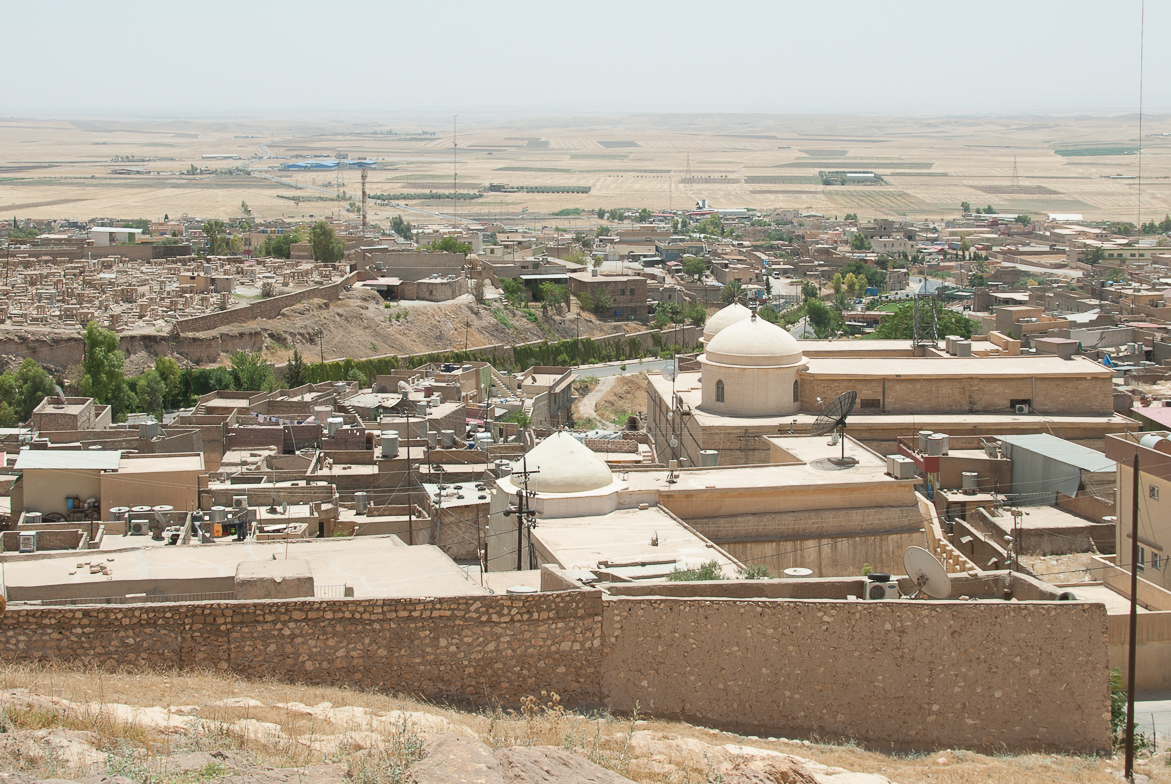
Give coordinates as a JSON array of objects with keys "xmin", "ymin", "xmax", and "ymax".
[{"xmin": 568, "ymin": 271, "xmax": 648, "ymax": 322}]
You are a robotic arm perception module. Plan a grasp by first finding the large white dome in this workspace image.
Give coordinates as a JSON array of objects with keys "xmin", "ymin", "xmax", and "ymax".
[
  {"xmin": 702, "ymin": 302, "xmax": 752, "ymax": 343},
  {"xmin": 510, "ymin": 432, "xmax": 614, "ymax": 494},
  {"xmin": 703, "ymin": 315, "xmax": 804, "ymax": 367}
]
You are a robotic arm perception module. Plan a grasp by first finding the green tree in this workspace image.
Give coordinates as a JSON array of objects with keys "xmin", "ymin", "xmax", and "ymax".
[
  {"xmin": 9, "ymin": 359, "xmax": 56, "ymax": 423},
  {"xmin": 203, "ymin": 219, "xmax": 226, "ymax": 256},
  {"xmin": 683, "ymin": 301, "xmax": 707, "ymax": 327},
  {"xmin": 596, "ymin": 207, "xmax": 606, "ymax": 219},
  {"xmin": 969, "ymin": 273, "xmax": 988, "ymax": 287},
  {"xmin": 840, "ymin": 260, "xmax": 886, "ymax": 291},
  {"xmin": 682, "ymin": 257, "xmax": 706, "ymax": 281},
  {"xmin": 832, "ymin": 273, "xmax": 844, "ymax": 296},
  {"xmin": 310, "ymin": 220, "xmax": 345, "ymax": 263},
  {"xmin": 961, "ymin": 201, "xmax": 971, "ymax": 214},
  {"xmin": 959, "ymin": 236, "xmax": 971, "ymax": 256},
  {"xmin": 284, "ymin": 348, "xmax": 309, "ymax": 387},
  {"xmin": 230, "ymin": 351, "xmax": 275, "ymax": 391},
  {"xmin": 426, "ymin": 236, "xmax": 472, "ymax": 255},
  {"xmin": 1015, "ymin": 214, "xmax": 1032, "ymax": 226},
  {"xmin": 871, "ymin": 301, "xmax": 977, "ymax": 340},
  {"xmin": 389, "ymin": 215, "xmax": 413, "ymax": 240},
  {"xmin": 228, "ymin": 234, "xmax": 243, "ymax": 254},
  {"xmin": 636, "ymin": 208, "xmax": 652, "ymax": 223},
  {"xmin": 538, "ymin": 282, "xmax": 569, "ymax": 313},
  {"xmin": 135, "ymin": 369, "xmax": 166, "ymax": 421},
  {"xmin": 806, "ymin": 298, "xmax": 835, "ymax": 338},
  {"xmin": 80, "ymin": 322, "xmax": 134, "ymax": 422},
  {"xmin": 500, "ymin": 278, "xmax": 526, "ymax": 305},
  {"xmin": 258, "ymin": 229, "xmax": 302, "ymax": 259},
  {"xmin": 801, "ymin": 280, "xmax": 819, "ymax": 301},
  {"xmin": 849, "ymin": 232, "xmax": 871, "ymax": 251},
  {"xmin": 154, "ymin": 357, "xmax": 182, "ymax": 409},
  {"xmin": 1084, "ymin": 246, "xmax": 1106, "ymax": 266},
  {"xmin": 720, "ymin": 280, "xmax": 745, "ymax": 305}
]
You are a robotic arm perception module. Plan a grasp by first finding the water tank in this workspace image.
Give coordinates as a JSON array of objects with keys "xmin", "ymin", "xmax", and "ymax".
[
  {"xmin": 937, "ymin": 433, "xmax": 950, "ymax": 455},
  {"xmin": 326, "ymin": 417, "xmax": 344, "ymax": 438},
  {"xmin": 887, "ymin": 455, "xmax": 917, "ymax": 479},
  {"xmin": 1139, "ymin": 433, "xmax": 1171, "ymax": 451},
  {"xmin": 209, "ymin": 506, "xmax": 227, "ymax": 523},
  {"xmin": 23, "ymin": 511, "xmax": 42, "ymax": 526},
  {"xmin": 152, "ymin": 504, "xmax": 173, "ymax": 513},
  {"xmin": 783, "ymin": 567, "xmax": 813, "ymax": 578},
  {"xmin": 416, "ymin": 401, "xmax": 429, "ymax": 417},
  {"xmin": 138, "ymin": 422, "xmax": 159, "ymax": 440},
  {"xmin": 109, "ymin": 506, "xmax": 130, "ymax": 523},
  {"xmin": 699, "ymin": 450, "xmax": 719, "ymax": 467},
  {"xmin": 495, "ymin": 460, "xmax": 512, "ymax": 478},
  {"xmin": 440, "ymin": 430, "xmax": 456, "ymax": 448},
  {"xmin": 380, "ymin": 430, "xmax": 399, "ymax": 458},
  {"xmin": 918, "ymin": 430, "xmax": 934, "ymax": 452},
  {"xmin": 506, "ymin": 585, "xmax": 538, "ymax": 595},
  {"xmin": 131, "ymin": 505, "xmax": 152, "ymax": 514},
  {"xmin": 956, "ymin": 341, "xmax": 973, "ymax": 357},
  {"xmin": 927, "ymin": 434, "xmax": 945, "ymax": 457},
  {"xmin": 426, "ymin": 430, "xmax": 438, "ymax": 448},
  {"xmin": 961, "ymin": 472, "xmax": 980, "ymax": 495},
  {"xmin": 354, "ymin": 491, "xmax": 368, "ymax": 515}
]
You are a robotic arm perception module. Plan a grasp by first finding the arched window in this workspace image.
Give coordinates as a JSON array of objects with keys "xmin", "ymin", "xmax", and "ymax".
[
  {"xmin": 715, "ymin": 379, "xmax": 725, "ymax": 403},
  {"xmin": 793, "ymin": 379, "xmax": 800, "ymax": 403}
]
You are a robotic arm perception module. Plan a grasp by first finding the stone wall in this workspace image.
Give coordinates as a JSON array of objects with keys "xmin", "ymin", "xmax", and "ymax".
[
  {"xmin": 174, "ymin": 272, "xmax": 359, "ymax": 335},
  {"xmin": 0, "ymin": 592, "xmax": 602, "ymax": 704},
  {"xmin": 601, "ymin": 596, "xmax": 1110, "ymax": 754},
  {"xmin": 0, "ymin": 589, "xmax": 1111, "ymax": 753}
]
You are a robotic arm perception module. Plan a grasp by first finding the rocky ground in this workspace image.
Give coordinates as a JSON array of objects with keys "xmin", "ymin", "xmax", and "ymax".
[{"xmin": 0, "ymin": 663, "xmax": 1159, "ymax": 784}]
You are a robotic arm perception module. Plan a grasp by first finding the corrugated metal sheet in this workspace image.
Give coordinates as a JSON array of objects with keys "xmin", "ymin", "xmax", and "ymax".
[{"xmin": 998, "ymin": 434, "xmax": 1115, "ymax": 506}]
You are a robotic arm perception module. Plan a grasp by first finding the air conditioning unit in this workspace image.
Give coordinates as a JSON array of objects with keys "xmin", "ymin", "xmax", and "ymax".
[
  {"xmin": 232, "ymin": 495, "xmax": 248, "ymax": 509},
  {"xmin": 17, "ymin": 532, "xmax": 37, "ymax": 553},
  {"xmin": 862, "ymin": 581, "xmax": 900, "ymax": 600},
  {"xmin": 1014, "ymin": 404, "xmax": 1030, "ymax": 415}
]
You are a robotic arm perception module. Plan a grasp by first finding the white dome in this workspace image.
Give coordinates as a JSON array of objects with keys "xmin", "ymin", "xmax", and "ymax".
[
  {"xmin": 510, "ymin": 432, "xmax": 614, "ymax": 494},
  {"xmin": 702, "ymin": 302, "xmax": 752, "ymax": 343},
  {"xmin": 703, "ymin": 315, "xmax": 804, "ymax": 367}
]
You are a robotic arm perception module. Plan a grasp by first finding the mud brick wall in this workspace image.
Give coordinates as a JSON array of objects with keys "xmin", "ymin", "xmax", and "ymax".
[{"xmin": 0, "ymin": 591, "xmax": 603, "ymax": 704}]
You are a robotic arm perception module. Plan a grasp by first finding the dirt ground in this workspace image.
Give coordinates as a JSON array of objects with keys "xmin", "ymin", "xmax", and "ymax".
[
  {"xmin": 193, "ymin": 288, "xmax": 644, "ymax": 367},
  {"xmin": 573, "ymin": 373, "xmax": 646, "ymax": 429},
  {"xmin": 0, "ymin": 661, "xmax": 1159, "ymax": 784},
  {"xmin": 2, "ymin": 114, "xmax": 1169, "ymax": 224}
]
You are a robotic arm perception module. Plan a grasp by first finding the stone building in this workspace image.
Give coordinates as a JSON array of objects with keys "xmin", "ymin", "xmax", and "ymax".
[{"xmin": 568, "ymin": 271, "xmax": 648, "ymax": 322}]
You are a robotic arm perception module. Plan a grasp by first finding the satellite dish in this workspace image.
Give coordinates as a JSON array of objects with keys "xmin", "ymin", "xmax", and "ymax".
[
  {"xmin": 662, "ymin": 363, "xmax": 677, "ymax": 383},
  {"xmin": 810, "ymin": 390, "xmax": 857, "ymax": 465},
  {"xmin": 902, "ymin": 546, "xmax": 951, "ymax": 599}
]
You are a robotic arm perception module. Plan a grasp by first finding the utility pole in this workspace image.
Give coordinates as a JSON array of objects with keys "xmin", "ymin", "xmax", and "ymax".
[
  {"xmin": 361, "ymin": 168, "xmax": 368, "ymax": 234},
  {"xmin": 507, "ymin": 456, "xmax": 540, "ymax": 571},
  {"xmin": 1125, "ymin": 448, "xmax": 1141, "ymax": 782},
  {"xmin": 452, "ymin": 115, "xmax": 458, "ymax": 221}
]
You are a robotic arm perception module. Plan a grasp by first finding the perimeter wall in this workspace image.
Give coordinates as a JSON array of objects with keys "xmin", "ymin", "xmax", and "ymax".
[{"xmin": 0, "ymin": 590, "xmax": 1110, "ymax": 753}]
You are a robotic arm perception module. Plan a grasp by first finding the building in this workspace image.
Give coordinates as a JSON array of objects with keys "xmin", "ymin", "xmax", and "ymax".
[
  {"xmin": 89, "ymin": 227, "xmax": 142, "ymax": 246},
  {"xmin": 568, "ymin": 271, "xmax": 648, "ymax": 322}
]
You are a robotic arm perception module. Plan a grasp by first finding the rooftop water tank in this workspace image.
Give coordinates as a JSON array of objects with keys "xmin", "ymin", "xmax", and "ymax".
[
  {"xmin": 918, "ymin": 430, "xmax": 934, "ymax": 453},
  {"xmin": 962, "ymin": 471, "xmax": 980, "ymax": 495},
  {"xmin": 699, "ymin": 450, "xmax": 719, "ymax": 467},
  {"xmin": 927, "ymin": 434, "xmax": 946, "ymax": 457},
  {"xmin": 380, "ymin": 430, "xmax": 399, "ymax": 459},
  {"xmin": 354, "ymin": 491, "xmax": 368, "ymax": 515}
]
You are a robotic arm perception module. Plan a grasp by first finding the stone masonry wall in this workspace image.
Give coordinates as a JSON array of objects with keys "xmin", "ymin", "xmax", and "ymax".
[
  {"xmin": 601, "ymin": 596, "xmax": 1111, "ymax": 754},
  {"xmin": 174, "ymin": 272, "xmax": 359, "ymax": 335},
  {"xmin": 0, "ymin": 592, "xmax": 602, "ymax": 705}
]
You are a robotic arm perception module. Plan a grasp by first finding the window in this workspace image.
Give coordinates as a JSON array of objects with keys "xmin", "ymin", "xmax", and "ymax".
[
  {"xmin": 620, "ymin": 288, "xmax": 626, "ymax": 296},
  {"xmin": 716, "ymin": 380, "xmax": 725, "ymax": 403},
  {"xmin": 1139, "ymin": 545, "xmax": 1146, "ymax": 572},
  {"xmin": 1155, "ymin": 553, "xmax": 1163, "ymax": 570},
  {"xmin": 1151, "ymin": 485, "xmax": 1160, "ymax": 501},
  {"xmin": 793, "ymin": 380, "xmax": 800, "ymax": 403},
  {"xmin": 860, "ymin": 398, "xmax": 881, "ymax": 409}
]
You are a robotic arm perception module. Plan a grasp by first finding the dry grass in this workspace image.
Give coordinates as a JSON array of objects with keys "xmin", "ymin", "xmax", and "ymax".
[{"xmin": 0, "ymin": 661, "xmax": 1160, "ymax": 784}]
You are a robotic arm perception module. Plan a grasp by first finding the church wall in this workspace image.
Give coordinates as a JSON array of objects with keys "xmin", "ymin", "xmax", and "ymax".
[
  {"xmin": 700, "ymin": 363, "xmax": 801, "ymax": 417},
  {"xmin": 719, "ymin": 529, "xmax": 924, "ymax": 577}
]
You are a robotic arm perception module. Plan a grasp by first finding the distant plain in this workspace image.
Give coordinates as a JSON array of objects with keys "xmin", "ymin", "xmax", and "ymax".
[{"xmin": 1, "ymin": 113, "xmax": 1169, "ymax": 225}]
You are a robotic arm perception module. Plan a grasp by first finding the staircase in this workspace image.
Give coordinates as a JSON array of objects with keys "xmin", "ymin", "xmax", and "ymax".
[{"xmin": 489, "ymin": 366, "xmax": 515, "ymax": 397}]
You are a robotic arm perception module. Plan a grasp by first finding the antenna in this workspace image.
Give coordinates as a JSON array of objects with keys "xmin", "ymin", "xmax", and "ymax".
[
  {"xmin": 902, "ymin": 546, "xmax": 951, "ymax": 599},
  {"xmin": 810, "ymin": 390, "xmax": 857, "ymax": 465},
  {"xmin": 453, "ymin": 114, "xmax": 458, "ymax": 222}
]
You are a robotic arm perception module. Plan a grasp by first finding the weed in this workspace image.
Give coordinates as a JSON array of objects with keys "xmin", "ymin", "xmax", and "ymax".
[
  {"xmin": 493, "ymin": 309, "xmax": 514, "ymax": 330},
  {"xmin": 370, "ymin": 342, "xmax": 379, "ymax": 352},
  {"xmin": 104, "ymin": 738, "xmax": 155, "ymax": 783}
]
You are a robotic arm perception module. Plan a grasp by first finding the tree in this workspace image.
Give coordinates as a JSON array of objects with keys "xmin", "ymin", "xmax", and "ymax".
[
  {"xmin": 230, "ymin": 351, "xmax": 275, "ymax": 391},
  {"xmin": 959, "ymin": 236, "xmax": 971, "ymax": 256},
  {"xmin": 1084, "ymin": 246, "xmax": 1106, "ymax": 266},
  {"xmin": 871, "ymin": 302, "xmax": 977, "ymax": 340},
  {"xmin": 426, "ymin": 236, "xmax": 472, "ymax": 255},
  {"xmin": 1015, "ymin": 214, "xmax": 1032, "ymax": 226},
  {"xmin": 284, "ymin": 348, "xmax": 309, "ymax": 388},
  {"xmin": 682, "ymin": 257, "xmax": 706, "ymax": 281},
  {"xmin": 228, "ymin": 235, "xmax": 243, "ymax": 254},
  {"xmin": 499, "ymin": 278, "xmax": 526, "ymax": 305},
  {"xmin": 961, "ymin": 201, "xmax": 971, "ymax": 214},
  {"xmin": 135, "ymin": 369, "xmax": 165, "ymax": 421},
  {"xmin": 471, "ymin": 277, "xmax": 486, "ymax": 304},
  {"xmin": 241, "ymin": 200, "xmax": 250, "ymax": 214},
  {"xmin": 636, "ymin": 208, "xmax": 652, "ymax": 223},
  {"xmin": 851, "ymin": 274, "xmax": 866, "ymax": 299},
  {"xmin": 720, "ymin": 280, "xmax": 745, "ymax": 305},
  {"xmin": 310, "ymin": 220, "xmax": 345, "ymax": 263},
  {"xmin": 801, "ymin": 280, "xmax": 819, "ymax": 301},
  {"xmin": 538, "ymin": 282, "xmax": 568, "ymax": 313},
  {"xmin": 389, "ymin": 215, "xmax": 413, "ymax": 240},
  {"xmin": 840, "ymin": 260, "xmax": 886, "ymax": 291},
  {"xmin": 843, "ymin": 213, "xmax": 859, "ymax": 222},
  {"xmin": 683, "ymin": 301, "xmax": 707, "ymax": 327},
  {"xmin": 806, "ymin": 299, "xmax": 835, "ymax": 338},
  {"xmin": 258, "ymin": 229, "xmax": 302, "ymax": 259},
  {"xmin": 154, "ymin": 357, "xmax": 182, "ymax": 408},
  {"xmin": 203, "ymin": 220, "xmax": 226, "ymax": 256},
  {"xmin": 969, "ymin": 273, "xmax": 988, "ymax": 287},
  {"xmin": 80, "ymin": 322, "xmax": 134, "ymax": 422},
  {"xmin": 8, "ymin": 359, "xmax": 56, "ymax": 423},
  {"xmin": 832, "ymin": 273, "xmax": 844, "ymax": 296},
  {"xmin": 596, "ymin": 207, "xmax": 606, "ymax": 219},
  {"xmin": 849, "ymin": 232, "xmax": 871, "ymax": 251}
]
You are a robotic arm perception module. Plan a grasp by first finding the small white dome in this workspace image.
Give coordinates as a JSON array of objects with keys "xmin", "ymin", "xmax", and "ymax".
[
  {"xmin": 704, "ymin": 315, "xmax": 804, "ymax": 367},
  {"xmin": 702, "ymin": 302, "xmax": 752, "ymax": 343},
  {"xmin": 511, "ymin": 432, "xmax": 614, "ymax": 494}
]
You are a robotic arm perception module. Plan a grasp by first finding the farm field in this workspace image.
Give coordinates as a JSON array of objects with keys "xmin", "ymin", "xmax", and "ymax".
[{"xmin": 1, "ymin": 113, "xmax": 1170, "ymax": 226}]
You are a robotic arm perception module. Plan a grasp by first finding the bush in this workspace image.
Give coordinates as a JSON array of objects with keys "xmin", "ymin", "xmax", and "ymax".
[{"xmin": 668, "ymin": 560, "xmax": 726, "ymax": 582}]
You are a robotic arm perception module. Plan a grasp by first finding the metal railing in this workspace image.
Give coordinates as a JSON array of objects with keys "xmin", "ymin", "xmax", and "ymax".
[{"xmin": 19, "ymin": 591, "xmax": 237, "ymax": 608}]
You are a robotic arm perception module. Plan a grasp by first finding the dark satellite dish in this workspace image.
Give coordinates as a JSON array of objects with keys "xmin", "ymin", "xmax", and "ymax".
[{"xmin": 811, "ymin": 390, "xmax": 857, "ymax": 465}]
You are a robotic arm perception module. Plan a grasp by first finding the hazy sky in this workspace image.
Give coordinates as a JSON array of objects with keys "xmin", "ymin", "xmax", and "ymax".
[{"xmin": 4, "ymin": 0, "xmax": 1167, "ymax": 118}]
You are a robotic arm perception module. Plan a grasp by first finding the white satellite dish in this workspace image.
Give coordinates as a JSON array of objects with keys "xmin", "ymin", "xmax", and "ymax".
[
  {"xmin": 902, "ymin": 546, "xmax": 951, "ymax": 599},
  {"xmin": 662, "ymin": 362, "xmax": 677, "ymax": 382}
]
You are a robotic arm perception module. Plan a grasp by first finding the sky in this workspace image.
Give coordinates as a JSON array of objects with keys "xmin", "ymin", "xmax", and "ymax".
[{"xmin": 3, "ymin": 0, "xmax": 1167, "ymax": 119}]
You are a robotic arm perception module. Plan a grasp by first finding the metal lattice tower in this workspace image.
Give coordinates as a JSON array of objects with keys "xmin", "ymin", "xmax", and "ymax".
[
  {"xmin": 1011, "ymin": 156, "xmax": 1020, "ymax": 189},
  {"xmin": 912, "ymin": 294, "xmax": 939, "ymax": 348}
]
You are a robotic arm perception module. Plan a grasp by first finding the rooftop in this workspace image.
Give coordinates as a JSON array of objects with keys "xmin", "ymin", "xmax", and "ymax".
[{"xmin": 14, "ymin": 450, "xmax": 122, "ymax": 471}]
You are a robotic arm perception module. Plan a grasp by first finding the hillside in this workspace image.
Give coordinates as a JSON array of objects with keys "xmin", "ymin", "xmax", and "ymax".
[{"xmin": 0, "ymin": 661, "xmax": 1152, "ymax": 784}]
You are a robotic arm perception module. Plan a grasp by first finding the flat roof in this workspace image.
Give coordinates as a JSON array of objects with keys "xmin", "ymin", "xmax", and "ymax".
[
  {"xmin": 997, "ymin": 433, "xmax": 1114, "ymax": 473},
  {"xmin": 14, "ymin": 450, "xmax": 121, "ymax": 471},
  {"xmin": 804, "ymin": 355, "xmax": 1111, "ymax": 378},
  {"xmin": 116, "ymin": 454, "xmax": 204, "ymax": 473},
  {"xmin": 89, "ymin": 227, "xmax": 143, "ymax": 234}
]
